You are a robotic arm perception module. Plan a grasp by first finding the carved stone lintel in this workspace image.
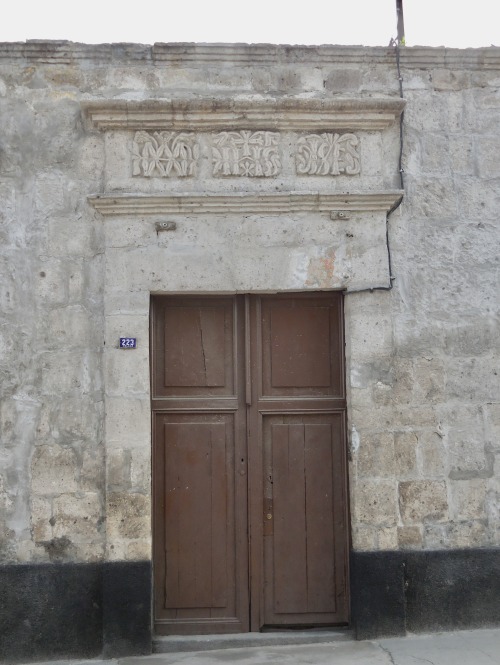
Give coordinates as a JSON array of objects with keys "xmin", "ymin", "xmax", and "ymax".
[
  {"xmin": 132, "ymin": 131, "xmax": 199, "ymax": 177},
  {"xmin": 212, "ymin": 131, "xmax": 281, "ymax": 177},
  {"xmin": 296, "ymin": 133, "xmax": 360, "ymax": 176}
]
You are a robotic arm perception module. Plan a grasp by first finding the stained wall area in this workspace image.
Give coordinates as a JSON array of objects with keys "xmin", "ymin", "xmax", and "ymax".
[{"xmin": 0, "ymin": 42, "xmax": 499, "ymax": 661}]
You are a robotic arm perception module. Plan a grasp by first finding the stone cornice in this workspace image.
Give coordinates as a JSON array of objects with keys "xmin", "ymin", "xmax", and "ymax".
[
  {"xmin": 83, "ymin": 98, "xmax": 405, "ymax": 132},
  {"xmin": 1, "ymin": 41, "xmax": 500, "ymax": 70},
  {"xmin": 88, "ymin": 191, "xmax": 403, "ymax": 216}
]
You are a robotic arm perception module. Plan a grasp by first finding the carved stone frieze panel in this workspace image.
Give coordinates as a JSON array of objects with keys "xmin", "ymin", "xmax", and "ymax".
[
  {"xmin": 296, "ymin": 133, "xmax": 360, "ymax": 175},
  {"xmin": 129, "ymin": 130, "xmax": 363, "ymax": 179},
  {"xmin": 132, "ymin": 131, "xmax": 199, "ymax": 177},
  {"xmin": 211, "ymin": 131, "xmax": 281, "ymax": 177}
]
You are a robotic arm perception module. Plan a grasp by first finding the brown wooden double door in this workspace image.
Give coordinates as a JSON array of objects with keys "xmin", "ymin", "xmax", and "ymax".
[{"xmin": 152, "ymin": 293, "xmax": 349, "ymax": 635}]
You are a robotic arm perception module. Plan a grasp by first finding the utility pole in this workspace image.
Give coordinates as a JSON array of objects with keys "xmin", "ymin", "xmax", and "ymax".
[{"xmin": 396, "ymin": 0, "xmax": 405, "ymax": 44}]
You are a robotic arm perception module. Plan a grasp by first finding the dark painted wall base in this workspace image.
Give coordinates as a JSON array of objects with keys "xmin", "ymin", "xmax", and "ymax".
[
  {"xmin": 351, "ymin": 548, "xmax": 500, "ymax": 639},
  {"xmin": 2, "ymin": 549, "xmax": 499, "ymax": 660},
  {"xmin": 0, "ymin": 560, "xmax": 152, "ymax": 663}
]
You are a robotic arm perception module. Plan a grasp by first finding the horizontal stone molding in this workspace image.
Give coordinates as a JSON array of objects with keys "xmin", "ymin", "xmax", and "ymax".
[
  {"xmin": 88, "ymin": 191, "xmax": 403, "ymax": 216},
  {"xmin": 83, "ymin": 98, "xmax": 405, "ymax": 132},
  {"xmin": 2, "ymin": 42, "xmax": 500, "ymax": 70}
]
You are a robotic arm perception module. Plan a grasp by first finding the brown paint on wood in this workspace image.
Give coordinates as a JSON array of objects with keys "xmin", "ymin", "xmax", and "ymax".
[{"xmin": 152, "ymin": 293, "xmax": 349, "ymax": 635}]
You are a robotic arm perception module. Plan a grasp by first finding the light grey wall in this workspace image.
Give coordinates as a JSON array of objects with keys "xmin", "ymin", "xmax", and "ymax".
[{"xmin": 0, "ymin": 43, "xmax": 498, "ymax": 564}]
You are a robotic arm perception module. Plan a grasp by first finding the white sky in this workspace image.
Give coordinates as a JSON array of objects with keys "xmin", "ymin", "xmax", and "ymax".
[{"xmin": 1, "ymin": 0, "xmax": 498, "ymax": 48}]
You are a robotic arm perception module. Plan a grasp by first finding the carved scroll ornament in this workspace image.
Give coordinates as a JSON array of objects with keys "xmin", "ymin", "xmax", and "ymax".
[
  {"xmin": 132, "ymin": 131, "xmax": 199, "ymax": 177},
  {"xmin": 296, "ymin": 133, "xmax": 360, "ymax": 176},
  {"xmin": 212, "ymin": 131, "xmax": 281, "ymax": 177}
]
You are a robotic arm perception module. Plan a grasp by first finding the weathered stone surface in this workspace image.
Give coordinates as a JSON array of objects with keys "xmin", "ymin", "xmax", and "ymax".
[
  {"xmin": 399, "ymin": 480, "xmax": 449, "ymax": 525},
  {"xmin": 0, "ymin": 42, "xmax": 498, "ymax": 566},
  {"xmin": 31, "ymin": 446, "xmax": 78, "ymax": 495},
  {"xmin": 106, "ymin": 492, "xmax": 150, "ymax": 541},
  {"xmin": 352, "ymin": 480, "xmax": 398, "ymax": 527}
]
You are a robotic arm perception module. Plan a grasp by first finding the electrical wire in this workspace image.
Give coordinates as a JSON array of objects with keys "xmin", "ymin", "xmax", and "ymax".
[{"xmin": 346, "ymin": 41, "xmax": 405, "ymax": 295}]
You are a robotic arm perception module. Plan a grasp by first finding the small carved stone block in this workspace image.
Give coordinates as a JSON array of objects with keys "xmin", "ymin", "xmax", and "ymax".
[
  {"xmin": 212, "ymin": 130, "xmax": 281, "ymax": 177},
  {"xmin": 296, "ymin": 132, "xmax": 360, "ymax": 175},
  {"xmin": 132, "ymin": 131, "xmax": 199, "ymax": 177}
]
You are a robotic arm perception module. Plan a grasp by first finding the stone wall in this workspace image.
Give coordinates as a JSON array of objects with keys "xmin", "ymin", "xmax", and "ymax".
[{"xmin": 0, "ymin": 42, "xmax": 499, "ymax": 657}]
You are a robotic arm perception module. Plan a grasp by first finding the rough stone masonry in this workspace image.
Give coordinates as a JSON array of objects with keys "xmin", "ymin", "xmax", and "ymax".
[{"xmin": 0, "ymin": 41, "xmax": 499, "ymax": 661}]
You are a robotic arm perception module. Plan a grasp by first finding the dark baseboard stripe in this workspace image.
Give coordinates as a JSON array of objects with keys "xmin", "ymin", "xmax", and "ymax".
[
  {"xmin": 0, "ymin": 560, "xmax": 152, "ymax": 663},
  {"xmin": 351, "ymin": 548, "xmax": 500, "ymax": 639}
]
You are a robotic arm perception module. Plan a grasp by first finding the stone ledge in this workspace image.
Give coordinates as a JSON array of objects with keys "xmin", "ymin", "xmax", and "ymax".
[
  {"xmin": 88, "ymin": 191, "xmax": 403, "ymax": 215},
  {"xmin": 83, "ymin": 98, "xmax": 405, "ymax": 132},
  {"xmin": 1, "ymin": 42, "xmax": 500, "ymax": 70}
]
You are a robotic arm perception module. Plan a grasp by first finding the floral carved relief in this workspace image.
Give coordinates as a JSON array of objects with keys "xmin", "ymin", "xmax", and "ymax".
[
  {"xmin": 132, "ymin": 131, "xmax": 199, "ymax": 177},
  {"xmin": 296, "ymin": 133, "xmax": 360, "ymax": 176},
  {"xmin": 211, "ymin": 131, "xmax": 281, "ymax": 177}
]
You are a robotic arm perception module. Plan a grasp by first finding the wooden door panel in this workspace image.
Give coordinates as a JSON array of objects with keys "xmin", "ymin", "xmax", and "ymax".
[
  {"xmin": 251, "ymin": 293, "xmax": 348, "ymax": 629},
  {"xmin": 163, "ymin": 421, "xmax": 228, "ymax": 610},
  {"xmin": 260, "ymin": 295, "xmax": 344, "ymax": 398},
  {"xmin": 153, "ymin": 297, "xmax": 235, "ymax": 398},
  {"xmin": 152, "ymin": 296, "xmax": 248, "ymax": 635},
  {"xmin": 262, "ymin": 414, "xmax": 348, "ymax": 624}
]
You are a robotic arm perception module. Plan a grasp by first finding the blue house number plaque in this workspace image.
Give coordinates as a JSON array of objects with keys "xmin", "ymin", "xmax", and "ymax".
[{"xmin": 119, "ymin": 337, "xmax": 137, "ymax": 348}]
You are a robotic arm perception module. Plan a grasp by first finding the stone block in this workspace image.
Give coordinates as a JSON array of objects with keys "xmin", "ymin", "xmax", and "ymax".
[
  {"xmin": 106, "ymin": 449, "xmax": 132, "ymax": 490},
  {"xmin": 106, "ymin": 492, "xmax": 150, "ymax": 541},
  {"xmin": 80, "ymin": 446, "xmax": 105, "ymax": 493},
  {"xmin": 34, "ymin": 173, "xmax": 66, "ymax": 216},
  {"xmin": 348, "ymin": 310, "xmax": 393, "ymax": 359},
  {"xmin": 352, "ymin": 480, "xmax": 398, "ymax": 527},
  {"xmin": 45, "ymin": 306, "xmax": 93, "ymax": 351},
  {"xmin": 413, "ymin": 358, "xmax": 445, "ymax": 405},
  {"xmin": 105, "ymin": 398, "xmax": 150, "ymax": 449},
  {"xmin": 130, "ymin": 449, "xmax": 151, "ymax": 493},
  {"xmin": 406, "ymin": 176, "xmax": 458, "ymax": 219},
  {"xmin": 397, "ymin": 526, "xmax": 423, "ymax": 549},
  {"xmin": 52, "ymin": 493, "xmax": 102, "ymax": 541},
  {"xmin": 40, "ymin": 351, "xmax": 87, "ymax": 396},
  {"xmin": 449, "ymin": 135, "xmax": 474, "ymax": 174},
  {"xmin": 450, "ymin": 479, "xmax": 487, "ymax": 520},
  {"xmin": 446, "ymin": 520, "xmax": 489, "ymax": 549},
  {"xmin": 444, "ymin": 320, "xmax": 495, "ymax": 357},
  {"xmin": 394, "ymin": 431, "xmax": 418, "ymax": 478},
  {"xmin": 377, "ymin": 527, "xmax": 398, "ymax": 550},
  {"xmin": 357, "ymin": 432, "xmax": 395, "ymax": 479},
  {"xmin": 127, "ymin": 538, "xmax": 152, "ymax": 561},
  {"xmin": 448, "ymin": 437, "xmax": 493, "ymax": 480},
  {"xmin": 31, "ymin": 496, "xmax": 53, "ymax": 542},
  {"xmin": 103, "ymin": 217, "xmax": 155, "ymax": 250},
  {"xmin": 418, "ymin": 430, "xmax": 447, "ymax": 477},
  {"xmin": 351, "ymin": 526, "xmax": 377, "ymax": 551},
  {"xmin": 431, "ymin": 68, "xmax": 470, "ymax": 92},
  {"xmin": 47, "ymin": 214, "xmax": 96, "ymax": 258},
  {"xmin": 35, "ymin": 259, "xmax": 68, "ymax": 306},
  {"xmin": 31, "ymin": 445, "xmax": 78, "ymax": 495},
  {"xmin": 324, "ymin": 68, "xmax": 362, "ymax": 93},
  {"xmin": 399, "ymin": 480, "xmax": 448, "ymax": 525}
]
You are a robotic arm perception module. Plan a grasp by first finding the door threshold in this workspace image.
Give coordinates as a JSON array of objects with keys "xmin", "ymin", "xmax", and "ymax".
[{"xmin": 153, "ymin": 628, "xmax": 353, "ymax": 654}]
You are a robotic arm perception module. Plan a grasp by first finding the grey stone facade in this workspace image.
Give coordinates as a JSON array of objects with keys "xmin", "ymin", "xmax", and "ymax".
[{"xmin": 0, "ymin": 41, "xmax": 499, "ymax": 659}]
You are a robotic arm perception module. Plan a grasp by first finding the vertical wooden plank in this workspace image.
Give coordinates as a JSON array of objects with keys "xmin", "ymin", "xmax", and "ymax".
[
  {"xmin": 164, "ymin": 423, "xmax": 180, "ymax": 608},
  {"xmin": 211, "ymin": 423, "xmax": 228, "ymax": 608},
  {"xmin": 304, "ymin": 424, "xmax": 335, "ymax": 613},
  {"xmin": 245, "ymin": 295, "xmax": 251, "ymax": 406},
  {"xmin": 272, "ymin": 424, "xmax": 308, "ymax": 614}
]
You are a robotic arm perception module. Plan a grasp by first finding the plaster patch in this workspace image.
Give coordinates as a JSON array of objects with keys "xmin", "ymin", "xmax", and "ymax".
[{"xmin": 305, "ymin": 247, "xmax": 336, "ymax": 287}]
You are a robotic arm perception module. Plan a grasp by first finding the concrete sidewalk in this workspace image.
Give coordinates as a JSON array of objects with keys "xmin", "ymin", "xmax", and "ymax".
[{"xmin": 22, "ymin": 628, "xmax": 500, "ymax": 665}]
